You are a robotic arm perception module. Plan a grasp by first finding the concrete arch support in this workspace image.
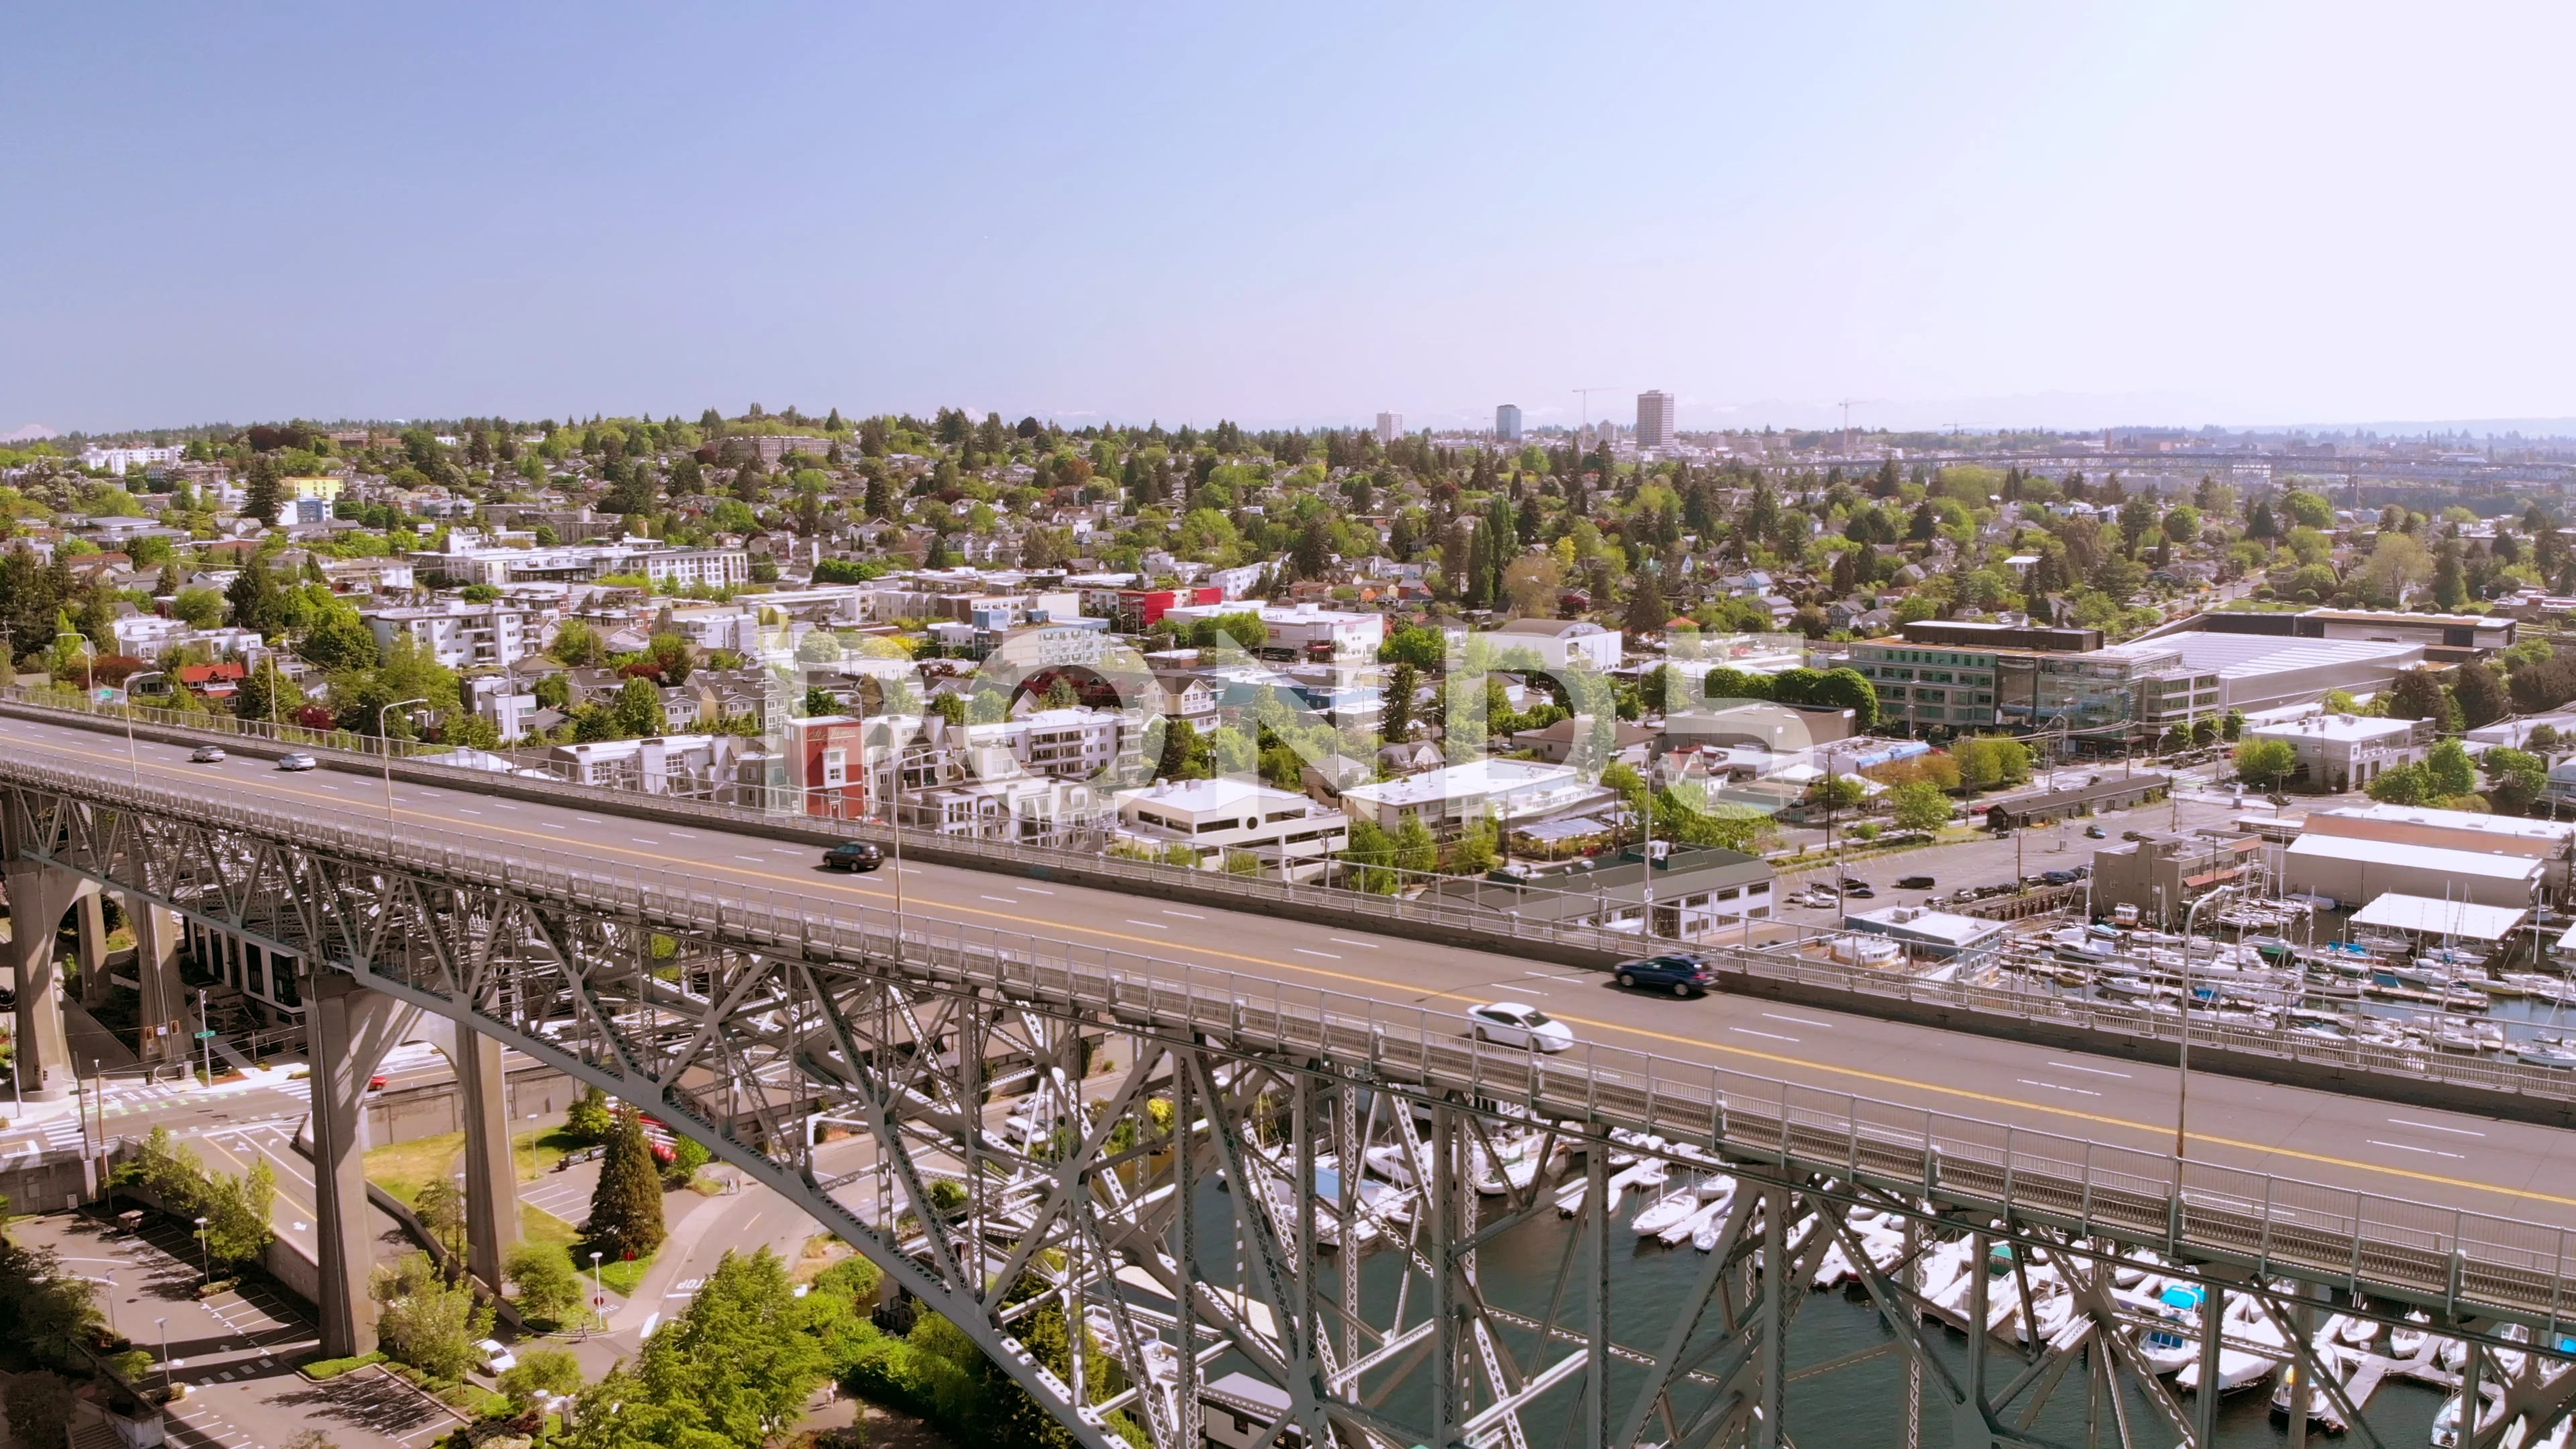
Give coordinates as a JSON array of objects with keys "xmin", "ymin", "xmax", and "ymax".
[
  {"xmin": 2, "ymin": 851, "xmax": 87, "ymax": 1102},
  {"xmin": 303, "ymin": 971, "xmax": 419, "ymax": 1358},
  {"xmin": 443, "ymin": 1017, "xmax": 519, "ymax": 1293}
]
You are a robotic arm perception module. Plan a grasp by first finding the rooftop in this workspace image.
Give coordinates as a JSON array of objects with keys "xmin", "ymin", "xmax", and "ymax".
[
  {"xmin": 2312, "ymin": 802, "xmax": 2576, "ymax": 845},
  {"xmin": 2350, "ymin": 892, "xmax": 2530, "ymax": 942},
  {"xmin": 2103, "ymin": 633, "xmax": 2422, "ymax": 678},
  {"xmin": 1341, "ymin": 758, "xmax": 1595, "ymax": 807},
  {"xmin": 2249, "ymin": 713, "xmax": 2417, "ymax": 743},
  {"xmin": 2283, "ymin": 832, "xmax": 2547, "ymax": 881}
]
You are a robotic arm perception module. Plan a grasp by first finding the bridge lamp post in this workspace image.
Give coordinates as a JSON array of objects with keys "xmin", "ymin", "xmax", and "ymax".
[
  {"xmin": 2176, "ymin": 880, "xmax": 2250, "ymax": 1165},
  {"xmin": 156, "ymin": 1318, "xmax": 168, "ymax": 1394},
  {"xmin": 379, "ymin": 697, "xmax": 428, "ymax": 830},
  {"xmin": 123, "ymin": 670, "xmax": 165, "ymax": 786}
]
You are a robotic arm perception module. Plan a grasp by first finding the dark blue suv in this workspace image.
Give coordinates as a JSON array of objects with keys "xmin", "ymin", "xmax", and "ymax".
[{"xmin": 1613, "ymin": 953, "xmax": 1717, "ymax": 998}]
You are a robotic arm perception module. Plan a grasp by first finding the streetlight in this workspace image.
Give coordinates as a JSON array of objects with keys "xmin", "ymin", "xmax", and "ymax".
[
  {"xmin": 156, "ymin": 1318, "xmax": 169, "ymax": 1394},
  {"xmin": 2175, "ymin": 881, "xmax": 2250, "ymax": 1164},
  {"xmin": 193, "ymin": 1215, "xmax": 209, "ymax": 1283},
  {"xmin": 123, "ymin": 670, "xmax": 165, "ymax": 786},
  {"xmin": 589, "ymin": 1250, "xmax": 604, "ymax": 1338},
  {"xmin": 379, "ymin": 696, "xmax": 428, "ymax": 830},
  {"xmin": 103, "ymin": 1273, "xmax": 117, "ymax": 1339}
]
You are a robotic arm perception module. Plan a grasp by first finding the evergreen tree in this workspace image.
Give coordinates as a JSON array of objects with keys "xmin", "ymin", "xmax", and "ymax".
[
  {"xmin": 586, "ymin": 1106, "xmax": 667, "ymax": 1260},
  {"xmin": 1623, "ymin": 566, "xmax": 1668, "ymax": 638},
  {"xmin": 242, "ymin": 455, "xmax": 283, "ymax": 526}
]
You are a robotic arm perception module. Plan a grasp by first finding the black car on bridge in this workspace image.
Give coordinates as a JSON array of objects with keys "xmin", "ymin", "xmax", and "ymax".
[{"xmin": 822, "ymin": 841, "xmax": 885, "ymax": 872}]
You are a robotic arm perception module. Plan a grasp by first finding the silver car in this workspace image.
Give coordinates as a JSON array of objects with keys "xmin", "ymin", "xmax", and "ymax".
[
  {"xmin": 189, "ymin": 745, "xmax": 226, "ymax": 763},
  {"xmin": 1466, "ymin": 1002, "xmax": 1574, "ymax": 1053},
  {"xmin": 276, "ymin": 752, "xmax": 319, "ymax": 771}
]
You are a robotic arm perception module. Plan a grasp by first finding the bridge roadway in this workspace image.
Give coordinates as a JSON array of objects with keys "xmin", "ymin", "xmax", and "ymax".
[{"xmin": 8, "ymin": 711, "xmax": 2576, "ymax": 1230}]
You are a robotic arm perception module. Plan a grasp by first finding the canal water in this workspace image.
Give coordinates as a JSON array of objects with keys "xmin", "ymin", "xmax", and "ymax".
[{"xmin": 1187, "ymin": 1177, "xmax": 2452, "ymax": 1447}]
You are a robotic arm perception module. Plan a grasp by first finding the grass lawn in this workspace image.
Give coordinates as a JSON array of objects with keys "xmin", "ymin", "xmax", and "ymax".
[
  {"xmin": 521, "ymin": 1202, "xmax": 579, "ymax": 1252},
  {"xmin": 364, "ymin": 1132, "xmax": 464, "ymax": 1207},
  {"xmin": 513, "ymin": 1125, "xmax": 588, "ymax": 1181},
  {"xmin": 595, "ymin": 1251, "xmax": 655, "ymax": 1297}
]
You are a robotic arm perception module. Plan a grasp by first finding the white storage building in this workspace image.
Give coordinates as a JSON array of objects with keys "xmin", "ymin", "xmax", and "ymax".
[{"xmin": 2281, "ymin": 833, "xmax": 2545, "ymax": 910}]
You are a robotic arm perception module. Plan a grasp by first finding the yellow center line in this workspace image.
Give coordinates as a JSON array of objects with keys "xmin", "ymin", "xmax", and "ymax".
[{"xmin": 25, "ymin": 728, "xmax": 2575, "ymax": 1212}]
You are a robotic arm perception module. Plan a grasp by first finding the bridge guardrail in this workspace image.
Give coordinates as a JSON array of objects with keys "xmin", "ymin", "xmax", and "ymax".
[
  {"xmin": 14, "ymin": 686, "xmax": 2576, "ymax": 1115},
  {"xmin": 7, "ymin": 750, "xmax": 2575, "ymax": 1336}
]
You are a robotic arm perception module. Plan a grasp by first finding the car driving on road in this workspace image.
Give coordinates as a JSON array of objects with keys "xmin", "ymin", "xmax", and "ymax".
[
  {"xmin": 1466, "ymin": 1002, "xmax": 1573, "ymax": 1053},
  {"xmin": 276, "ymin": 753, "xmax": 317, "ymax": 771},
  {"xmin": 1613, "ymin": 954, "xmax": 1717, "ymax": 998},
  {"xmin": 189, "ymin": 745, "xmax": 226, "ymax": 763},
  {"xmin": 1895, "ymin": 875, "xmax": 1935, "ymax": 890},
  {"xmin": 822, "ymin": 841, "xmax": 884, "ymax": 872}
]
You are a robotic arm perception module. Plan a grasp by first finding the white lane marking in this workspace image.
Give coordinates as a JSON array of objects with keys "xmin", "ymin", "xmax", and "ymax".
[
  {"xmin": 544, "ymin": 822, "xmax": 566, "ymax": 829},
  {"xmin": 632, "ymin": 837, "xmax": 660, "ymax": 845},
  {"xmin": 2368, "ymin": 1138, "xmax": 2467, "ymax": 1161},
  {"xmin": 2387, "ymin": 1118, "xmax": 2487, "ymax": 1138},
  {"xmin": 1762, "ymin": 1012, "xmax": 1831, "ymax": 1028},
  {"xmin": 457, "ymin": 808, "xmax": 482, "ymax": 816},
  {"xmin": 735, "ymin": 855, "xmax": 767, "ymax": 863},
  {"xmin": 1125, "ymin": 920, "xmax": 1168, "ymax": 930},
  {"xmin": 667, "ymin": 830, "xmax": 697, "ymax": 839},
  {"xmin": 2046, "ymin": 1061, "xmax": 2133, "ymax": 1079},
  {"xmin": 1295, "ymin": 949, "xmax": 1342, "ymax": 959},
  {"xmin": 578, "ymin": 815, "xmax": 603, "ymax": 822},
  {"xmin": 492, "ymin": 803, "xmax": 517, "ymax": 810},
  {"xmin": 2017, "ymin": 1079, "xmax": 2101, "ymax": 1097},
  {"xmin": 1332, "ymin": 938, "xmax": 1382, "ymax": 949},
  {"xmin": 1019, "ymin": 886, "xmax": 1055, "ymax": 895},
  {"xmin": 1731, "ymin": 1028, "xmax": 1797, "ymax": 1042},
  {"xmin": 1164, "ymin": 909, "xmax": 1204, "ymax": 919},
  {"xmin": 981, "ymin": 896, "xmax": 1018, "ymax": 904}
]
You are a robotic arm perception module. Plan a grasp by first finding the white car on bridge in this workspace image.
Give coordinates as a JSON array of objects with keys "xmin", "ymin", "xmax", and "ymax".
[{"xmin": 1466, "ymin": 1002, "xmax": 1573, "ymax": 1053}]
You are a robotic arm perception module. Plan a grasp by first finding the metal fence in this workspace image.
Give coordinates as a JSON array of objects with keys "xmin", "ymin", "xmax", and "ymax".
[
  {"xmin": 16, "ymin": 686, "xmax": 2576, "ymax": 1112},
  {"xmin": 9, "ymin": 748, "xmax": 2576, "ymax": 1333}
]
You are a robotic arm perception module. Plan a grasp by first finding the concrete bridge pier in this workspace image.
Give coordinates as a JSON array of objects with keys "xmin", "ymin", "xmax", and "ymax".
[
  {"xmin": 125, "ymin": 897, "xmax": 187, "ymax": 1074},
  {"xmin": 72, "ymin": 891, "xmax": 108, "ymax": 1009},
  {"xmin": 304, "ymin": 970, "xmax": 419, "ymax": 1358},
  {"xmin": 2, "ymin": 853, "xmax": 88, "ymax": 1102},
  {"xmin": 445, "ymin": 1018, "xmax": 519, "ymax": 1294}
]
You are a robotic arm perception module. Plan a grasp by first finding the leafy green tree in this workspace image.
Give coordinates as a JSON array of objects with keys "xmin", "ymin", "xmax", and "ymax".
[
  {"xmin": 1381, "ymin": 661, "xmax": 1418, "ymax": 741},
  {"xmin": 586, "ymin": 1106, "xmax": 667, "ymax": 1260},
  {"xmin": 551, "ymin": 617, "xmax": 604, "ymax": 665},
  {"xmin": 565, "ymin": 1083, "xmax": 612, "ymax": 1142},
  {"xmin": 3, "ymin": 1371, "xmax": 74, "ymax": 1449},
  {"xmin": 2385, "ymin": 668, "xmax": 2457, "ymax": 732},
  {"xmin": 1391, "ymin": 816, "xmax": 1438, "ymax": 877},
  {"xmin": 1379, "ymin": 626, "xmax": 1447, "ymax": 670},
  {"xmin": 1448, "ymin": 817, "xmax": 1499, "ymax": 875},
  {"xmin": 299, "ymin": 606, "xmax": 381, "ymax": 672},
  {"xmin": 612, "ymin": 676, "xmax": 667, "ymax": 737},
  {"xmin": 2454, "ymin": 662, "xmax": 2510, "ymax": 729},
  {"xmin": 2277, "ymin": 489, "xmax": 2336, "ymax": 531},
  {"xmin": 2427, "ymin": 739, "xmax": 2477, "ymax": 798},
  {"xmin": 201, "ymin": 1158, "xmax": 277, "ymax": 1269},
  {"xmin": 412, "ymin": 1177, "xmax": 467, "ymax": 1268},
  {"xmin": 2235, "ymin": 738, "xmax": 2298, "ymax": 788},
  {"xmin": 1888, "ymin": 782, "xmax": 1951, "ymax": 834},
  {"xmin": 171, "ymin": 586, "xmax": 225, "ymax": 628},
  {"xmin": 1340, "ymin": 818, "xmax": 1399, "ymax": 894},
  {"xmin": 241, "ymin": 455, "xmax": 284, "ymax": 526},
  {"xmin": 1951, "ymin": 736, "xmax": 2032, "ymax": 792},
  {"xmin": 2367, "ymin": 761, "xmax": 2432, "ymax": 805},
  {"xmin": 498, "ymin": 1347, "xmax": 586, "ymax": 1412},
  {"xmin": 504, "ymin": 1241, "xmax": 590, "ymax": 1329},
  {"xmin": 372, "ymin": 1250, "xmax": 492, "ymax": 1381},
  {"xmin": 662, "ymin": 1134, "xmax": 710, "ymax": 1189}
]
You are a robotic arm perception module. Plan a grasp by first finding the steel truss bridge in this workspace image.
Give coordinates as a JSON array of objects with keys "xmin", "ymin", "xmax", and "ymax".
[{"xmin": 8, "ymin": 752, "xmax": 2576, "ymax": 1449}]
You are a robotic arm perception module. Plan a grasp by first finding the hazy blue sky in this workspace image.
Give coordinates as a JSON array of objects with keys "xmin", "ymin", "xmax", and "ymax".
[{"xmin": 9, "ymin": 3, "xmax": 2574, "ymax": 435}]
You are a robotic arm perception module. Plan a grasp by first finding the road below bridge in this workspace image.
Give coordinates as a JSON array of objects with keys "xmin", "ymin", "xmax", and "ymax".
[{"xmin": 8, "ymin": 711, "xmax": 2576, "ymax": 1230}]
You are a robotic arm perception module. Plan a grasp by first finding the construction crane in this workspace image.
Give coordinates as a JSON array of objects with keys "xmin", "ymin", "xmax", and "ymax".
[{"xmin": 1573, "ymin": 387, "xmax": 1613, "ymax": 443}]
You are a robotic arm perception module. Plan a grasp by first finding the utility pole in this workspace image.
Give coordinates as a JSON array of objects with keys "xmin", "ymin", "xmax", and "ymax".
[{"xmin": 1572, "ymin": 388, "xmax": 1612, "ymax": 452}]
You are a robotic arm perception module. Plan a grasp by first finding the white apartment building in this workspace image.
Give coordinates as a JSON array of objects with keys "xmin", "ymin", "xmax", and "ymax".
[
  {"xmin": 638, "ymin": 547, "xmax": 751, "ymax": 589},
  {"xmin": 1165, "ymin": 601, "xmax": 1385, "ymax": 659},
  {"xmin": 1485, "ymin": 619, "xmax": 1625, "ymax": 672},
  {"xmin": 1340, "ymin": 759, "xmax": 1620, "ymax": 838},
  {"xmin": 2248, "ymin": 713, "xmax": 2424, "ymax": 794},
  {"xmin": 961, "ymin": 706, "xmax": 1128, "ymax": 781},
  {"xmin": 1495, "ymin": 405, "xmax": 1523, "ymax": 443},
  {"xmin": 364, "ymin": 601, "xmax": 545, "ymax": 670},
  {"xmin": 81, "ymin": 445, "xmax": 184, "ymax": 474},
  {"xmin": 1115, "ymin": 777, "xmax": 1350, "ymax": 879},
  {"xmin": 1376, "ymin": 412, "xmax": 1403, "ymax": 443}
]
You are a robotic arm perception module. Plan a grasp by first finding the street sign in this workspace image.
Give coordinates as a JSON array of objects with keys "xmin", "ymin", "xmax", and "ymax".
[{"xmin": 194, "ymin": 1031, "xmax": 216, "ymax": 1040}]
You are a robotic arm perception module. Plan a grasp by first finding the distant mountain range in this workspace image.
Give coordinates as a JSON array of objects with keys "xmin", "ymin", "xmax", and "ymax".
[{"xmin": 1, "ymin": 424, "xmax": 59, "ymax": 444}]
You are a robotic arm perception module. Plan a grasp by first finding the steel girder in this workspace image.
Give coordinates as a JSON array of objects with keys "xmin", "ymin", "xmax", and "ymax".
[{"xmin": 11, "ymin": 777, "xmax": 2576, "ymax": 1449}]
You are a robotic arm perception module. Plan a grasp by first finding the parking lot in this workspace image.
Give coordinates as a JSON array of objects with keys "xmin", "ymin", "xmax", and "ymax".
[{"xmin": 1770, "ymin": 791, "xmax": 2253, "ymax": 922}]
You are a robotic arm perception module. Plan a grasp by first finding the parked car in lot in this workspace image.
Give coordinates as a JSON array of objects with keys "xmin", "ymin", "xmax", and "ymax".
[
  {"xmin": 476, "ymin": 1338, "xmax": 517, "ymax": 1375},
  {"xmin": 1839, "ymin": 877, "xmax": 1872, "ymax": 891},
  {"xmin": 189, "ymin": 745, "xmax": 226, "ymax": 763},
  {"xmin": 1895, "ymin": 875, "xmax": 1935, "ymax": 890},
  {"xmin": 1614, "ymin": 954, "xmax": 1717, "ymax": 998},
  {"xmin": 2083, "ymin": 824, "xmax": 2106, "ymax": 839},
  {"xmin": 2041, "ymin": 869, "xmax": 2079, "ymax": 885},
  {"xmin": 1843, "ymin": 886, "xmax": 1876, "ymax": 899},
  {"xmin": 1466, "ymin": 1002, "xmax": 1574, "ymax": 1053},
  {"xmin": 276, "ymin": 753, "xmax": 317, "ymax": 771},
  {"xmin": 822, "ymin": 840, "xmax": 884, "ymax": 872}
]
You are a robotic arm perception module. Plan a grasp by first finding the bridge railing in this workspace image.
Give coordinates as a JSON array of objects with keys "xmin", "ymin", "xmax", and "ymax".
[
  {"xmin": 9, "ymin": 750, "xmax": 2575, "ymax": 1335},
  {"xmin": 13, "ymin": 686, "xmax": 2576, "ymax": 1115}
]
